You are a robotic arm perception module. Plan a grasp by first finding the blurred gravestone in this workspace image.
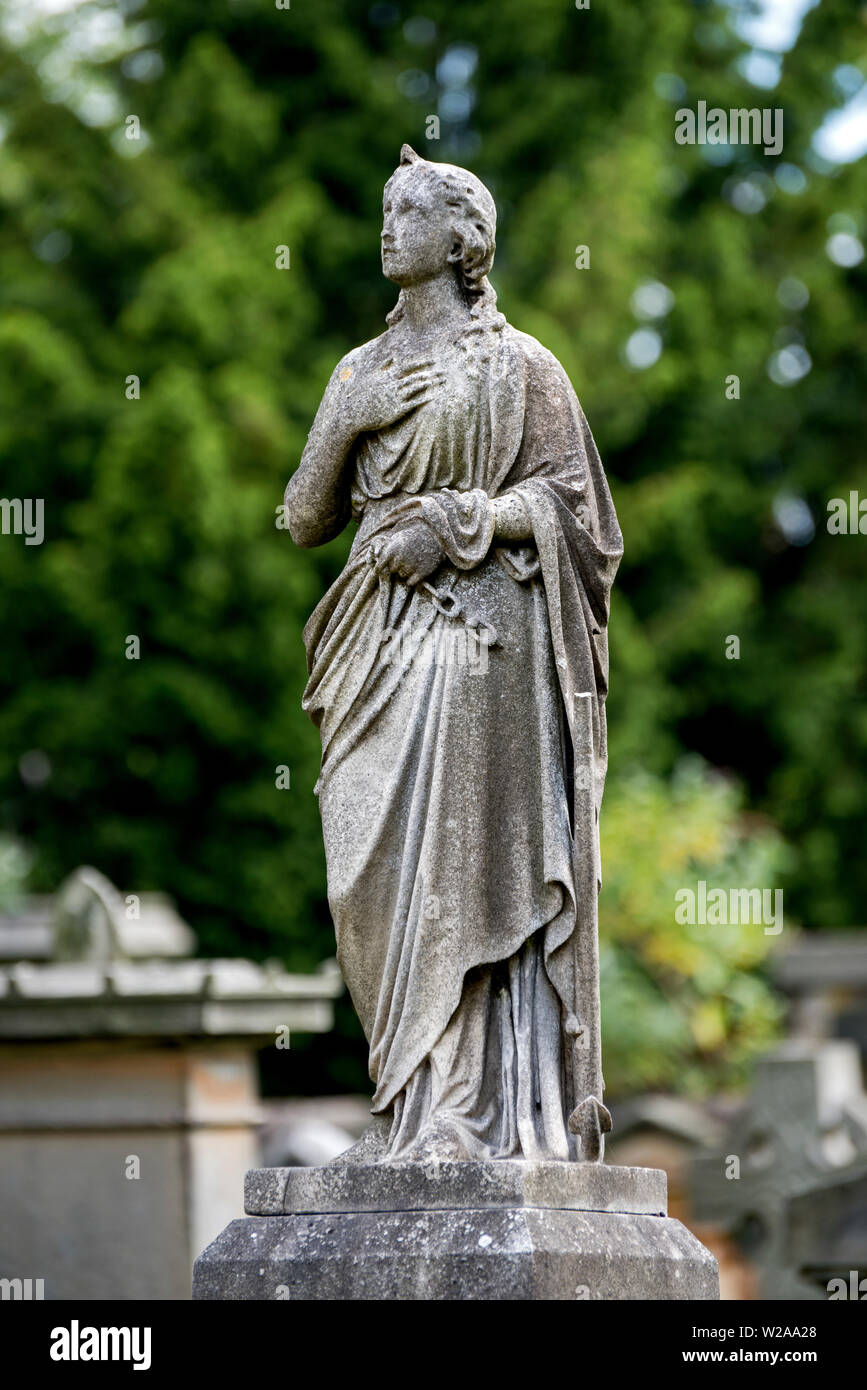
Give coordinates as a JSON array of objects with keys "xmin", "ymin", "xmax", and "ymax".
[
  {"xmin": 691, "ymin": 1041, "xmax": 867, "ymax": 1299},
  {"xmin": 0, "ymin": 868, "xmax": 342, "ymax": 1300}
]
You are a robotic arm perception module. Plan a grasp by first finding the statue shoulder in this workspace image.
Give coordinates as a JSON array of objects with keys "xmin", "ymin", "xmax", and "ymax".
[
  {"xmin": 502, "ymin": 325, "xmax": 579, "ymax": 400},
  {"xmin": 330, "ymin": 332, "xmax": 390, "ymax": 382}
]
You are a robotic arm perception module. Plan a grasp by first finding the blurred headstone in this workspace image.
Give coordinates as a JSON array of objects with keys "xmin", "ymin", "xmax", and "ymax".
[
  {"xmin": 0, "ymin": 868, "xmax": 342, "ymax": 1300},
  {"xmin": 771, "ymin": 929, "xmax": 867, "ymax": 1056},
  {"xmin": 691, "ymin": 1041, "xmax": 867, "ymax": 1299}
]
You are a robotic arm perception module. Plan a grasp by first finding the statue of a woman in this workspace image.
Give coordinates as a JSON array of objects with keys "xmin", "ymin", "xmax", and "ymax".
[{"xmin": 285, "ymin": 145, "xmax": 623, "ymax": 1165}]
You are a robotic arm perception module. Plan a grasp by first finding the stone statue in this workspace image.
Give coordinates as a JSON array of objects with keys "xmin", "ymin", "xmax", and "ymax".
[
  {"xmin": 284, "ymin": 144, "xmax": 623, "ymax": 1166},
  {"xmin": 195, "ymin": 148, "xmax": 717, "ymax": 1301}
]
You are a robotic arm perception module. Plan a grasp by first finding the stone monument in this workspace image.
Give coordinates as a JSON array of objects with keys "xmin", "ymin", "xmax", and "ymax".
[
  {"xmin": 193, "ymin": 146, "xmax": 718, "ymax": 1299},
  {"xmin": 691, "ymin": 1041, "xmax": 867, "ymax": 1299},
  {"xmin": 0, "ymin": 867, "xmax": 342, "ymax": 1299}
]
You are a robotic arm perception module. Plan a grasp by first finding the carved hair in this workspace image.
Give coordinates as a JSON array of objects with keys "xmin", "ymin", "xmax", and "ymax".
[{"xmin": 385, "ymin": 144, "xmax": 503, "ymax": 330}]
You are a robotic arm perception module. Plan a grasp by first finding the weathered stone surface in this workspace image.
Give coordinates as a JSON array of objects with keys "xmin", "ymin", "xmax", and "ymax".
[
  {"xmin": 194, "ymin": 1177, "xmax": 718, "ymax": 1301},
  {"xmin": 244, "ymin": 1160, "xmax": 667, "ymax": 1217},
  {"xmin": 282, "ymin": 145, "xmax": 624, "ymax": 1164},
  {"xmin": 194, "ymin": 1161, "xmax": 718, "ymax": 1300}
]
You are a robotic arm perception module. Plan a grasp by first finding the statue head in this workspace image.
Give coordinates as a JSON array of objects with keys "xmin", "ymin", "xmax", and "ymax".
[{"xmin": 382, "ymin": 144, "xmax": 500, "ymax": 326}]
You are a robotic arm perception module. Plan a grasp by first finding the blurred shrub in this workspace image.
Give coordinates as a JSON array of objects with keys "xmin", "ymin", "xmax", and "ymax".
[{"xmin": 600, "ymin": 759, "xmax": 788, "ymax": 1095}]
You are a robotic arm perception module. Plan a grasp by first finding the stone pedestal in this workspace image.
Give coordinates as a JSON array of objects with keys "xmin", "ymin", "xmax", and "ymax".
[{"xmin": 193, "ymin": 1161, "xmax": 719, "ymax": 1300}]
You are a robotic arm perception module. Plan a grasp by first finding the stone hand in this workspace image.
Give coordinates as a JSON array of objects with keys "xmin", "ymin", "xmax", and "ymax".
[
  {"xmin": 370, "ymin": 520, "xmax": 444, "ymax": 585},
  {"xmin": 338, "ymin": 358, "xmax": 445, "ymax": 437}
]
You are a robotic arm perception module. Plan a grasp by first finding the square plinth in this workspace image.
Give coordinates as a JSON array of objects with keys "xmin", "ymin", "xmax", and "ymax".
[{"xmin": 193, "ymin": 1162, "xmax": 719, "ymax": 1301}]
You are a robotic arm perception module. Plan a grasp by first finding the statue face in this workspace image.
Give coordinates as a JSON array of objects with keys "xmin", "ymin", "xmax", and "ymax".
[{"xmin": 381, "ymin": 168, "xmax": 457, "ymax": 288}]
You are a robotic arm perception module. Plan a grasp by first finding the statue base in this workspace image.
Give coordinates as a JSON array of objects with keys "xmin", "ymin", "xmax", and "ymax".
[{"xmin": 192, "ymin": 1161, "xmax": 719, "ymax": 1300}]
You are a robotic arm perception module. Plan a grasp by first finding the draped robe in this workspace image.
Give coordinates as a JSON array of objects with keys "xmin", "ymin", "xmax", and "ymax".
[{"xmin": 301, "ymin": 317, "xmax": 623, "ymax": 1161}]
